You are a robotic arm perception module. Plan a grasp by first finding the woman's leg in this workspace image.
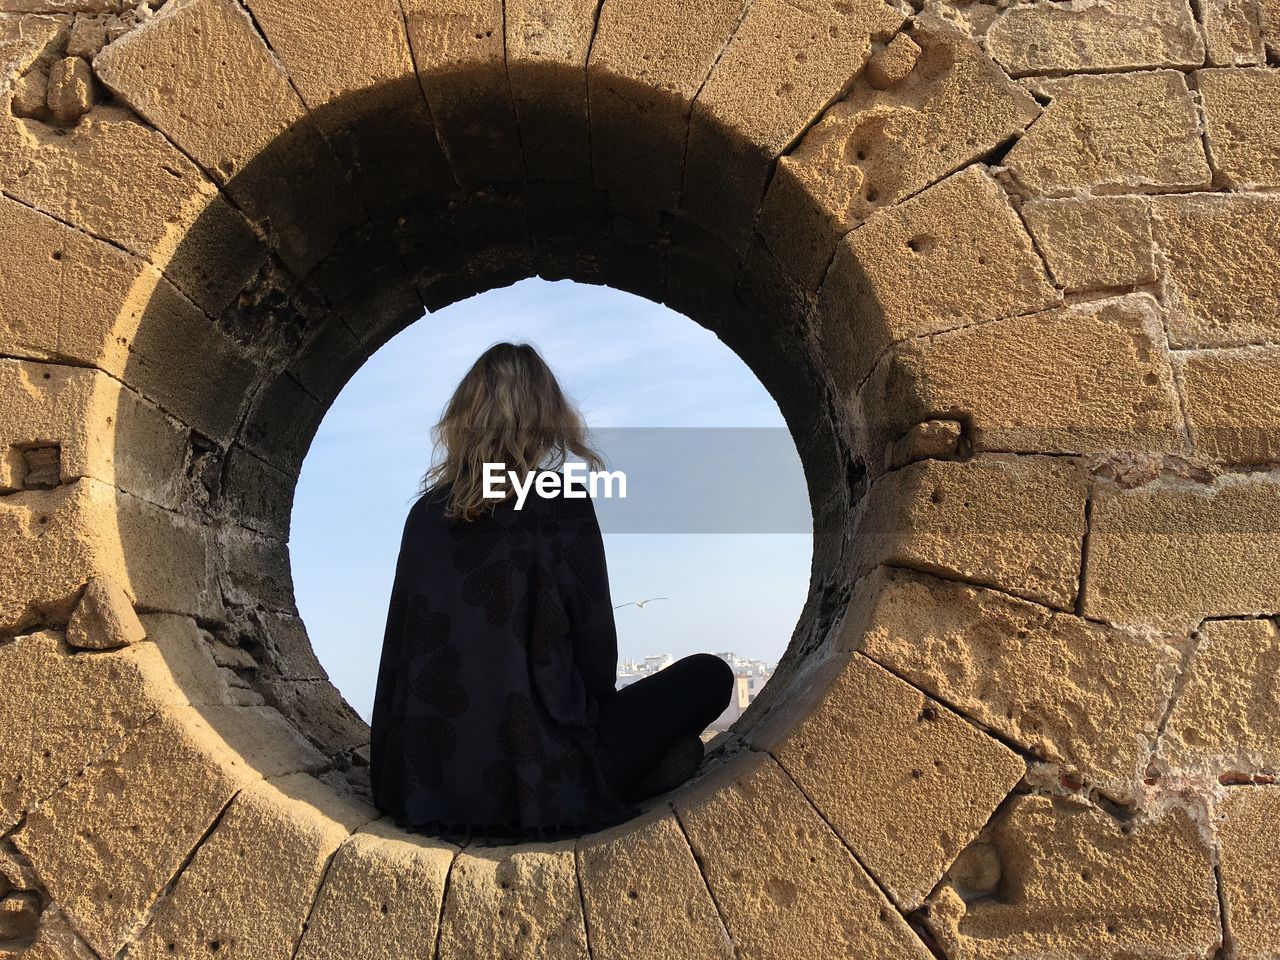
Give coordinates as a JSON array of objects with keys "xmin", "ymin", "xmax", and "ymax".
[{"xmin": 593, "ymin": 653, "xmax": 736, "ymax": 799}]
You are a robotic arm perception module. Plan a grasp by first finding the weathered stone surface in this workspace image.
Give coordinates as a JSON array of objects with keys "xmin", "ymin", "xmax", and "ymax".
[
  {"xmin": 219, "ymin": 525, "xmax": 296, "ymax": 615},
  {"xmin": 885, "ymin": 418, "xmax": 963, "ymax": 470},
  {"xmin": 239, "ymin": 370, "xmax": 325, "ymax": 473},
  {"xmin": 858, "ymin": 295, "xmax": 1184, "ymax": 471},
  {"xmin": 587, "ymin": 0, "xmax": 747, "ymax": 216},
  {"xmin": 1005, "ymin": 71, "xmax": 1211, "ymax": 197},
  {"xmin": 817, "ymin": 165, "xmax": 1057, "ymax": 393},
  {"xmin": 1085, "ymin": 473, "xmax": 1280, "ymax": 630},
  {"xmin": 14, "ymin": 704, "xmax": 323, "ymax": 957},
  {"xmin": 985, "ymin": 0, "xmax": 1204, "ymax": 75},
  {"xmin": 852, "ymin": 454, "xmax": 1088, "ymax": 609},
  {"xmin": 125, "ymin": 773, "xmax": 375, "ymax": 959},
  {"xmin": 759, "ymin": 17, "xmax": 1040, "ymax": 287},
  {"xmin": 1198, "ymin": 68, "xmax": 1280, "ymax": 188},
  {"xmin": 1153, "ymin": 194, "xmax": 1280, "ymax": 347},
  {"xmin": 1177, "ymin": 345, "xmax": 1280, "ymax": 463},
  {"xmin": 926, "ymin": 795, "xmax": 1220, "ymax": 958},
  {"xmin": 294, "ymin": 817, "xmax": 458, "ymax": 960},
  {"xmin": 261, "ymin": 678, "xmax": 369, "ymax": 755},
  {"xmin": 682, "ymin": 0, "xmax": 906, "ymax": 251},
  {"xmin": 221, "ymin": 444, "xmax": 294, "ymax": 538},
  {"xmin": 1201, "ymin": 0, "xmax": 1266, "ymax": 64},
  {"xmin": 402, "ymin": 0, "xmax": 523, "ymax": 188},
  {"xmin": 1216, "ymin": 786, "xmax": 1280, "ymax": 958},
  {"xmin": 865, "ymin": 31, "xmax": 919, "ymax": 89},
  {"xmin": 674, "ymin": 750, "xmax": 932, "ymax": 959},
  {"xmin": 438, "ymin": 841, "xmax": 587, "ymax": 960},
  {"xmin": 851, "ymin": 567, "xmax": 1180, "ymax": 802},
  {"xmin": 1022, "ymin": 196, "xmax": 1157, "ymax": 291},
  {"xmin": 65, "ymin": 13, "xmax": 105, "ymax": 57},
  {"xmin": 1264, "ymin": 0, "xmax": 1280, "ymax": 53},
  {"xmin": 65, "ymin": 575, "xmax": 145, "ymax": 650},
  {"xmin": 44, "ymin": 54, "xmax": 91, "ymax": 122},
  {"xmin": 17, "ymin": 905, "xmax": 98, "ymax": 960},
  {"xmin": 1159, "ymin": 618, "xmax": 1280, "ymax": 777},
  {"xmin": 747, "ymin": 651, "xmax": 1023, "ymax": 908},
  {"xmin": 577, "ymin": 808, "xmax": 732, "ymax": 960}
]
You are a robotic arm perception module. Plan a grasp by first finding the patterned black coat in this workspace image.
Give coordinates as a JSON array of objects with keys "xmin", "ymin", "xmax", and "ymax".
[{"xmin": 368, "ymin": 480, "xmax": 640, "ymax": 839}]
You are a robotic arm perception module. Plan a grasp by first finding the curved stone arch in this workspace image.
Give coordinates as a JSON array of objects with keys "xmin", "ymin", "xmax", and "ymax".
[{"xmin": 1, "ymin": 0, "xmax": 1278, "ymax": 957}]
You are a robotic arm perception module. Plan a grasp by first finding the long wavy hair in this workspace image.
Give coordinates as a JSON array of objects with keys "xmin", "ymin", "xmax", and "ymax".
[{"xmin": 420, "ymin": 342, "xmax": 604, "ymax": 521}]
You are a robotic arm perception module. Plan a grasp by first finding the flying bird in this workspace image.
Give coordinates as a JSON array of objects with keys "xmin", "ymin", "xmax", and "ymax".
[{"xmin": 613, "ymin": 597, "xmax": 669, "ymax": 610}]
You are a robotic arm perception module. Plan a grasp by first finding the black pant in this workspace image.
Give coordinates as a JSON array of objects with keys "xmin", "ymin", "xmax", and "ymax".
[{"xmin": 592, "ymin": 653, "xmax": 736, "ymax": 801}]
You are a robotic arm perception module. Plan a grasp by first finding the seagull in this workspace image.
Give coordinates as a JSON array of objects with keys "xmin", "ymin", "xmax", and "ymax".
[{"xmin": 613, "ymin": 597, "xmax": 669, "ymax": 610}]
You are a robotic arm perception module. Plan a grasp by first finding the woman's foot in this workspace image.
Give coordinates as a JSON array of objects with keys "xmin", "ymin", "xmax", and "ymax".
[{"xmin": 628, "ymin": 733, "xmax": 705, "ymax": 802}]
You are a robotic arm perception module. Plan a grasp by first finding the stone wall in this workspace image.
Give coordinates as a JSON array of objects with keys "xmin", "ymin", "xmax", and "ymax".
[{"xmin": 1, "ymin": 0, "xmax": 1278, "ymax": 956}]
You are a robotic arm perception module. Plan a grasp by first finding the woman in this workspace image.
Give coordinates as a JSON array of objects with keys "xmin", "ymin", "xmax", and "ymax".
[{"xmin": 369, "ymin": 341, "xmax": 735, "ymax": 841}]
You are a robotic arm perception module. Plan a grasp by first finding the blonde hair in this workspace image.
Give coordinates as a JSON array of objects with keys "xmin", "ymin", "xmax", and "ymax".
[{"xmin": 420, "ymin": 342, "xmax": 604, "ymax": 521}]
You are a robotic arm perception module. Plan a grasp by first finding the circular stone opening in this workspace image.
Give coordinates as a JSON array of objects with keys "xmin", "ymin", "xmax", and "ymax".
[{"xmin": 291, "ymin": 278, "xmax": 814, "ymax": 752}]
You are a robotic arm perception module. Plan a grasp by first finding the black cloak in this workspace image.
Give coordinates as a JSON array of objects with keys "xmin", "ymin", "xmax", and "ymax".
[{"xmin": 368, "ymin": 478, "xmax": 641, "ymax": 840}]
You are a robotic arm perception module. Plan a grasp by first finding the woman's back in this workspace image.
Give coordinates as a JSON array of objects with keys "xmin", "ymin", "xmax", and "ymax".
[{"xmin": 368, "ymin": 480, "xmax": 639, "ymax": 839}]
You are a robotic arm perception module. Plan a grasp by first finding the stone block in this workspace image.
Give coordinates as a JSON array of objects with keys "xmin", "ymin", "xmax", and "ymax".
[
  {"xmin": 1159, "ymin": 618, "xmax": 1280, "ymax": 777},
  {"xmin": 437, "ymin": 841, "xmax": 587, "ymax": 960},
  {"xmin": 587, "ymin": 0, "xmax": 747, "ymax": 217},
  {"xmin": 133, "ymin": 613, "xmax": 238, "ymax": 707},
  {"xmin": 124, "ymin": 773, "xmax": 375, "ymax": 960},
  {"xmin": 816, "ymin": 165, "xmax": 1057, "ymax": 394},
  {"xmin": 759, "ymin": 16, "xmax": 1040, "ymax": 288},
  {"xmin": 1084, "ymin": 473, "xmax": 1280, "ymax": 630},
  {"xmin": 1177, "ymin": 345, "xmax": 1280, "ymax": 463},
  {"xmin": 985, "ymin": 0, "xmax": 1203, "ymax": 75},
  {"xmin": 1216, "ymin": 786, "xmax": 1280, "ymax": 959},
  {"xmin": 66, "ymin": 575, "xmax": 146, "ymax": 650},
  {"xmin": 925, "ymin": 795, "xmax": 1220, "ymax": 959},
  {"xmin": 1022, "ymin": 196, "xmax": 1158, "ymax": 291},
  {"xmin": 857, "ymin": 295, "xmax": 1184, "ymax": 471},
  {"xmin": 577, "ymin": 808, "xmax": 732, "ymax": 960},
  {"xmin": 850, "ymin": 454, "xmax": 1088, "ymax": 610},
  {"xmin": 218, "ymin": 524, "xmax": 297, "ymax": 615},
  {"xmin": 885, "ymin": 418, "xmax": 963, "ymax": 470},
  {"xmin": 747, "ymin": 651, "xmax": 1024, "ymax": 908},
  {"xmin": 17, "ymin": 905, "xmax": 98, "ymax": 960},
  {"xmin": 1153, "ymin": 194, "xmax": 1280, "ymax": 347},
  {"xmin": 682, "ymin": 0, "xmax": 906, "ymax": 252},
  {"xmin": 852, "ymin": 567, "xmax": 1180, "ymax": 803},
  {"xmin": 1198, "ymin": 67, "xmax": 1280, "ymax": 188},
  {"xmin": 1005, "ymin": 71, "xmax": 1211, "ymax": 197},
  {"xmin": 44, "ymin": 54, "xmax": 91, "ymax": 122},
  {"xmin": 1200, "ymin": 0, "xmax": 1266, "ymax": 64},
  {"xmin": 239, "ymin": 371, "xmax": 325, "ymax": 474},
  {"xmin": 65, "ymin": 13, "xmax": 105, "ymax": 56},
  {"xmin": 1265, "ymin": 0, "xmax": 1280, "ymax": 53},
  {"xmin": 294, "ymin": 817, "xmax": 458, "ymax": 960},
  {"xmin": 221, "ymin": 444, "xmax": 294, "ymax": 538},
  {"xmin": 261, "ymin": 678, "xmax": 369, "ymax": 756},
  {"xmin": 673, "ymin": 750, "xmax": 932, "ymax": 959}
]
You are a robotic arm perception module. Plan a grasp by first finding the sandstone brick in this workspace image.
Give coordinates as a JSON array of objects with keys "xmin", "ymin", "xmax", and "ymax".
[
  {"xmin": 577, "ymin": 808, "xmax": 732, "ymax": 960},
  {"xmin": 1005, "ymin": 71, "xmax": 1211, "ymax": 197},
  {"xmin": 133, "ymin": 613, "xmax": 240, "ymax": 707},
  {"xmin": 1177, "ymin": 345, "xmax": 1280, "ymax": 463},
  {"xmin": 238, "ymin": 370, "xmax": 325, "ymax": 474},
  {"xmin": 294, "ymin": 817, "xmax": 458, "ymax": 960},
  {"xmin": 852, "ymin": 454, "xmax": 1087, "ymax": 609},
  {"xmin": 673, "ymin": 750, "xmax": 933, "ymax": 959},
  {"xmin": 402, "ymin": 0, "xmax": 523, "ymax": 188},
  {"xmin": 13, "ymin": 704, "xmax": 322, "ymax": 956},
  {"xmin": 437, "ymin": 841, "xmax": 587, "ymax": 960},
  {"xmin": 587, "ymin": 0, "xmax": 747, "ymax": 217},
  {"xmin": 759, "ymin": 17, "xmax": 1040, "ymax": 288},
  {"xmin": 66, "ymin": 575, "xmax": 145, "ymax": 650},
  {"xmin": 747, "ymin": 651, "xmax": 1023, "ymax": 908},
  {"xmin": 1022, "ymin": 196, "xmax": 1158, "ymax": 291},
  {"xmin": 986, "ymin": 0, "xmax": 1204, "ymax": 76},
  {"xmin": 92, "ymin": 0, "xmax": 372, "ymax": 280},
  {"xmin": 505, "ymin": 0, "xmax": 597, "ymax": 182},
  {"xmin": 44, "ymin": 54, "xmax": 91, "ymax": 122},
  {"xmin": 885, "ymin": 418, "xmax": 963, "ymax": 470},
  {"xmin": 261, "ymin": 678, "xmax": 369, "ymax": 756},
  {"xmin": 64, "ymin": 13, "xmax": 105, "ymax": 56},
  {"xmin": 1159, "ymin": 618, "xmax": 1280, "ymax": 777},
  {"xmin": 18, "ymin": 905, "xmax": 98, "ymax": 960},
  {"xmin": 682, "ymin": 0, "xmax": 907, "ymax": 251},
  {"xmin": 125, "ymin": 773, "xmax": 374, "ymax": 959},
  {"xmin": 926, "ymin": 795, "xmax": 1220, "ymax": 958},
  {"xmin": 865, "ymin": 31, "xmax": 919, "ymax": 89},
  {"xmin": 1153, "ymin": 194, "xmax": 1280, "ymax": 347},
  {"xmin": 0, "ymin": 479, "xmax": 221, "ymax": 632},
  {"xmin": 1201, "ymin": 0, "xmax": 1266, "ymax": 64},
  {"xmin": 1084, "ymin": 473, "xmax": 1280, "ymax": 630},
  {"xmin": 817, "ymin": 165, "xmax": 1057, "ymax": 393},
  {"xmin": 247, "ymin": 610, "xmax": 327, "ymax": 680},
  {"xmin": 1264, "ymin": 0, "xmax": 1280, "ymax": 53},
  {"xmin": 1216, "ymin": 786, "xmax": 1280, "ymax": 959},
  {"xmin": 0, "ymin": 105, "xmax": 266, "ymax": 317},
  {"xmin": 858, "ymin": 295, "xmax": 1184, "ymax": 471},
  {"xmin": 1198, "ymin": 68, "xmax": 1280, "ymax": 188},
  {"xmin": 852, "ymin": 568, "xmax": 1180, "ymax": 802},
  {"xmin": 218, "ymin": 524, "xmax": 296, "ymax": 615}
]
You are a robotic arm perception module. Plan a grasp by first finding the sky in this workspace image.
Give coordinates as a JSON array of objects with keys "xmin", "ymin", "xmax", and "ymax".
[{"xmin": 290, "ymin": 278, "xmax": 813, "ymax": 721}]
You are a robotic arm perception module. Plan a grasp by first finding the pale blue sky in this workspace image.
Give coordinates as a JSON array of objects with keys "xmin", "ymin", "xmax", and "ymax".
[{"xmin": 290, "ymin": 278, "xmax": 812, "ymax": 720}]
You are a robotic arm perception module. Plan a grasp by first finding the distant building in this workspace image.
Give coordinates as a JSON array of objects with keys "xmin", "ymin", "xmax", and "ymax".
[
  {"xmin": 615, "ymin": 653, "xmax": 674, "ymax": 688},
  {"xmin": 614, "ymin": 651, "xmax": 775, "ymax": 730}
]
